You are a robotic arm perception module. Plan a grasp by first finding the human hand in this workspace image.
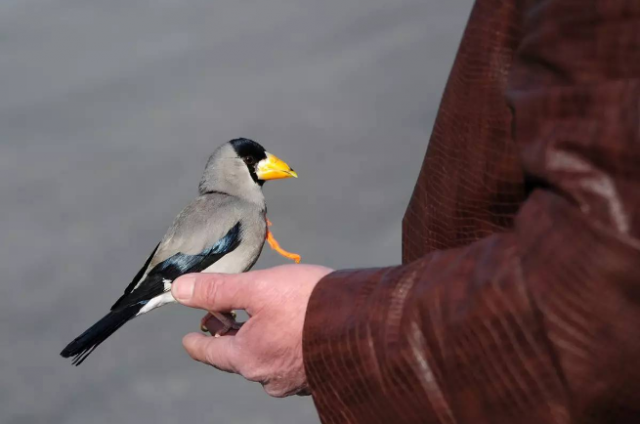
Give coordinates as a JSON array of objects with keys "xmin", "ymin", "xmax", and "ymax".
[{"xmin": 171, "ymin": 264, "xmax": 333, "ymax": 397}]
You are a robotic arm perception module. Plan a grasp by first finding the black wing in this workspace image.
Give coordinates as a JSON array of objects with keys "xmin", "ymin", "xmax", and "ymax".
[
  {"xmin": 119, "ymin": 242, "xmax": 160, "ymax": 301},
  {"xmin": 110, "ymin": 222, "xmax": 242, "ymax": 311}
]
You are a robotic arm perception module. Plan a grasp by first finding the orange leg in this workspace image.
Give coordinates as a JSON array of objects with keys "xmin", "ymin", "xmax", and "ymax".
[
  {"xmin": 267, "ymin": 230, "xmax": 301, "ymax": 263},
  {"xmin": 265, "ymin": 218, "xmax": 301, "ymax": 263}
]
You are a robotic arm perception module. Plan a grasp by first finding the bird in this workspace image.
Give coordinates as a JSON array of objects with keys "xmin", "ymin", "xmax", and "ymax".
[{"xmin": 61, "ymin": 138, "xmax": 299, "ymax": 366}]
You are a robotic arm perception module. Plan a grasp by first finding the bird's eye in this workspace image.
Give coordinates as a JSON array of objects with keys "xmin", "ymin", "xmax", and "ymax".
[{"xmin": 244, "ymin": 156, "xmax": 256, "ymax": 166}]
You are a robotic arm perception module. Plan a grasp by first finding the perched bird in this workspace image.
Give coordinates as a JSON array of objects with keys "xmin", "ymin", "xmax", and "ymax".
[{"xmin": 61, "ymin": 138, "xmax": 299, "ymax": 365}]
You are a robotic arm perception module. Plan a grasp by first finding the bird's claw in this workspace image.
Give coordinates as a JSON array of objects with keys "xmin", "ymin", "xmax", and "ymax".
[{"xmin": 200, "ymin": 311, "xmax": 240, "ymax": 336}]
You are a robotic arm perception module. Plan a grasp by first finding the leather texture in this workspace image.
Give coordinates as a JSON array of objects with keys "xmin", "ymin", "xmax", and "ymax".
[{"xmin": 302, "ymin": 0, "xmax": 640, "ymax": 423}]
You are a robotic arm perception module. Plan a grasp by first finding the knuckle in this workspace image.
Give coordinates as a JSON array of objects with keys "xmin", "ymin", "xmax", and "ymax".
[
  {"xmin": 203, "ymin": 347, "xmax": 218, "ymax": 366},
  {"xmin": 252, "ymin": 276, "xmax": 268, "ymax": 292},
  {"xmin": 202, "ymin": 279, "xmax": 223, "ymax": 308}
]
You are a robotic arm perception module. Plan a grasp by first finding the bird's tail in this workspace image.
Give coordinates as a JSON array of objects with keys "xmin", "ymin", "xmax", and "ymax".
[{"xmin": 60, "ymin": 306, "xmax": 140, "ymax": 366}]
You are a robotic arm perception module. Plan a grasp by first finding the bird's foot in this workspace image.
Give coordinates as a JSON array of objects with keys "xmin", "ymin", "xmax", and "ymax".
[{"xmin": 200, "ymin": 311, "xmax": 241, "ymax": 337}]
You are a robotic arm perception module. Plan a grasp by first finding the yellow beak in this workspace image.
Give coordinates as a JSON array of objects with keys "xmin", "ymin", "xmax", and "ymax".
[{"xmin": 256, "ymin": 152, "xmax": 298, "ymax": 180}]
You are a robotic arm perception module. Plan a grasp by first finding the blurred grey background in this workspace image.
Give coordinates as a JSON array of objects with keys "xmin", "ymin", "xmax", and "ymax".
[{"xmin": 0, "ymin": 1, "xmax": 472, "ymax": 423}]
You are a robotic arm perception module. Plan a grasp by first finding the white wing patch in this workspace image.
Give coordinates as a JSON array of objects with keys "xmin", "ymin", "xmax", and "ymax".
[
  {"xmin": 163, "ymin": 278, "xmax": 172, "ymax": 291},
  {"xmin": 137, "ymin": 291, "xmax": 176, "ymax": 315},
  {"xmin": 137, "ymin": 279, "xmax": 175, "ymax": 315}
]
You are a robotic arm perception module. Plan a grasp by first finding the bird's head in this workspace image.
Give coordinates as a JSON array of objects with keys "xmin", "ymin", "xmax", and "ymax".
[
  {"xmin": 229, "ymin": 138, "xmax": 298, "ymax": 184},
  {"xmin": 199, "ymin": 138, "xmax": 297, "ymax": 204}
]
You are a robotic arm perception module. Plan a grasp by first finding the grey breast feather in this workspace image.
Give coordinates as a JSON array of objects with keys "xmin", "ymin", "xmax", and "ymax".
[{"xmin": 146, "ymin": 193, "xmax": 266, "ymax": 275}]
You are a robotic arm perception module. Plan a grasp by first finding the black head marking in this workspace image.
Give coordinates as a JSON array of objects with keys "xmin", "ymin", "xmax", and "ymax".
[{"xmin": 229, "ymin": 138, "xmax": 267, "ymax": 185}]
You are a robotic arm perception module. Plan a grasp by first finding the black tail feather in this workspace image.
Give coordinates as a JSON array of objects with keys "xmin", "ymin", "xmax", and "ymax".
[{"xmin": 60, "ymin": 306, "xmax": 141, "ymax": 366}]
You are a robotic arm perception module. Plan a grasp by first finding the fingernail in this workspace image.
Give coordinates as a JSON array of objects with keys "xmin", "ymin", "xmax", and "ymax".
[{"xmin": 174, "ymin": 275, "xmax": 196, "ymax": 301}]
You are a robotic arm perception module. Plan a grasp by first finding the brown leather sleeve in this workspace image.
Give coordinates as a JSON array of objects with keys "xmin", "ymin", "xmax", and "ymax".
[{"xmin": 303, "ymin": 0, "xmax": 640, "ymax": 423}]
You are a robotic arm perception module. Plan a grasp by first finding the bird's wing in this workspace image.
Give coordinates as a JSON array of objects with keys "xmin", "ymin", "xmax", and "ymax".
[
  {"xmin": 118, "ymin": 243, "xmax": 161, "ymax": 301},
  {"xmin": 110, "ymin": 194, "xmax": 244, "ymax": 311}
]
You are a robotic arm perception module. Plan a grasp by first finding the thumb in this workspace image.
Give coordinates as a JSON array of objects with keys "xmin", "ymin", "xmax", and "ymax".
[{"xmin": 172, "ymin": 273, "xmax": 255, "ymax": 313}]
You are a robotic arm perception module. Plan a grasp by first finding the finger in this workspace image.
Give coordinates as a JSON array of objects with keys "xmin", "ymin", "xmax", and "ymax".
[
  {"xmin": 182, "ymin": 332, "xmax": 240, "ymax": 373},
  {"xmin": 172, "ymin": 273, "xmax": 256, "ymax": 313}
]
